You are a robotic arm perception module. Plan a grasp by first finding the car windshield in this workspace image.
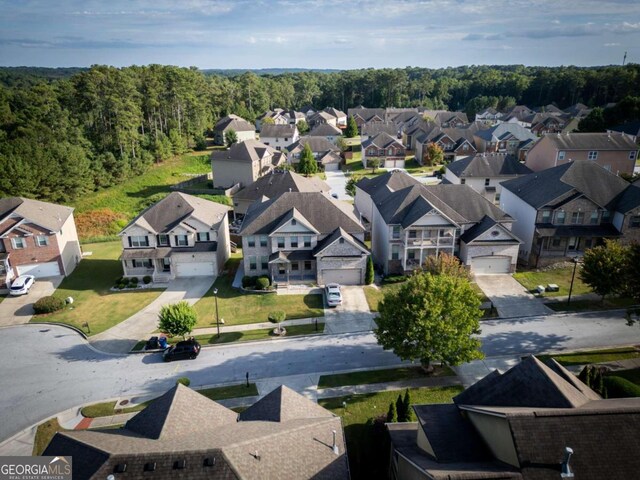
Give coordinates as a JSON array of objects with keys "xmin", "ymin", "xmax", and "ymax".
[
  {"xmin": 328, "ymin": 292, "xmax": 341, "ymax": 298},
  {"xmin": 10, "ymin": 284, "xmax": 23, "ymax": 290}
]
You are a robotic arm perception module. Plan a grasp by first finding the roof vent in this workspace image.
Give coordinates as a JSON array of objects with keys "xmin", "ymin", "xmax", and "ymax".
[
  {"xmin": 203, "ymin": 457, "xmax": 216, "ymax": 467},
  {"xmin": 173, "ymin": 460, "xmax": 186, "ymax": 470},
  {"xmin": 560, "ymin": 447, "xmax": 574, "ymax": 478},
  {"xmin": 332, "ymin": 430, "xmax": 339, "ymax": 455}
]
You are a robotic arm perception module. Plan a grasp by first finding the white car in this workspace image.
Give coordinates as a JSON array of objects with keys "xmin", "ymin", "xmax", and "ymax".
[
  {"xmin": 9, "ymin": 275, "xmax": 35, "ymax": 296},
  {"xmin": 325, "ymin": 283, "xmax": 343, "ymax": 307}
]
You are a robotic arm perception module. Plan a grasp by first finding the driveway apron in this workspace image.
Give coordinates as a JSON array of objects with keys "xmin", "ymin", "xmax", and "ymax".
[
  {"xmin": 88, "ymin": 277, "xmax": 214, "ymax": 354},
  {"xmin": 323, "ymin": 286, "xmax": 377, "ymax": 334},
  {"xmin": 475, "ymin": 274, "xmax": 553, "ymax": 318},
  {"xmin": 0, "ymin": 276, "xmax": 63, "ymax": 326}
]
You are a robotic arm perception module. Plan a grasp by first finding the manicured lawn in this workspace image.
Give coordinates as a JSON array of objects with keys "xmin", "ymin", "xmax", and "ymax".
[
  {"xmin": 612, "ymin": 367, "xmax": 640, "ymax": 385},
  {"xmin": 33, "ymin": 418, "xmax": 64, "ymax": 456},
  {"xmin": 546, "ymin": 297, "xmax": 636, "ymax": 312},
  {"xmin": 193, "ymin": 256, "xmax": 324, "ymax": 327},
  {"xmin": 513, "ymin": 266, "xmax": 591, "ymax": 297},
  {"xmin": 317, "ymin": 365, "xmax": 454, "ymax": 389},
  {"xmin": 72, "ymin": 153, "xmax": 231, "ymax": 241},
  {"xmin": 470, "ymin": 282, "xmax": 490, "ymax": 303},
  {"xmin": 320, "ymin": 386, "xmax": 463, "ymax": 480},
  {"xmin": 538, "ymin": 347, "xmax": 640, "ymax": 367},
  {"xmin": 404, "ymin": 158, "xmax": 438, "ymax": 176},
  {"xmin": 342, "ymin": 153, "xmax": 386, "ymax": 178},
  {"xmin": 30, "ymin": 241, "xmax": 164, "ymax": 336},
  {"xmin": 81, "ymin": 400, "xmax": 151, "ymax": 418}
]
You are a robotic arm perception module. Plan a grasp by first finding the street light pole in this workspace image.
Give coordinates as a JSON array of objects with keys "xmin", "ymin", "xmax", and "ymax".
[
  {"xmin": 214, "ymin": 287, "xmax": 220, "ymax": 339},
  {"xmin": 567, "ymin": 257, "xmax": 579, "ymax": 305}
]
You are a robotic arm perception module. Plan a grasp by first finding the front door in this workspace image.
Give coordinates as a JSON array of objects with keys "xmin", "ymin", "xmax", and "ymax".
[
  {"xmin": 568, "ymin": 237, "xmax": 577, "ymax": 251},
  {"xmin": 162, "ymin": 258, "xmax": 171, "ymax": 272}
]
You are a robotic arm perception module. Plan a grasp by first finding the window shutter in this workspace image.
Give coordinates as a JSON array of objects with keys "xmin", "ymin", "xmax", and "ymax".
[{"xmin": 128, "ymin": 237, "xmax": 132, "ymax": 247}]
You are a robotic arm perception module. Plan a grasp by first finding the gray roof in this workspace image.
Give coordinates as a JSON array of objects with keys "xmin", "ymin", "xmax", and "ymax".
[
  {"xmin": 454, "ymin": 356, "xmax": 600, "ymax": 409},
  {"xmin": 447, "ymin": 153, "xmax": 532, "ymax": 178},
  {"xmin": 239, "ymin": 192, "xmax": 363, "ymax": 236},
  {"xmin": 240, "ymin": 385, "xmax": 334, "ymax": 422},
  {"xmin": 211, "ymin": 139, "xmax": 278, "ymax": 164},
  {"xmin": 347, "ymin": 107, "xmax": 386, "ymax": 122},
  {"xmin": 214, "ymin": 114, "xmax": 255, "ymax": 133},
  {"xmin": 608, "ymin": 121, "xmax": 640, "ymax": 137},
  {"xmin": 361, "ymin": 122, "xmax": 398, "ymax": 138},
  {"xmin": 288, "ymin": 136, "xmax": 339, "ymax": 154},
  {"xmin": 361, "ymin": 132, "xmax": 404, "ymax": 150},
  {"xmin": 322, "ymin": 107, "xmax": 346, "ymax": 118},
  {"xmin": 501, "ymin": 161, "xmax": 630, "ymax": 209},
  {"xmin": 308, "ymin": 123, "xmax": 342, "ymax": 136},
  {"xmin": 260, "ymin": 124, "xmax": 297, "ymax": 138},
  {"xmin": 475, "ymin": 123, "xmax": 537, "ymax": 142},
  {"xmin": 357, "ymin": 170, "xmax": 422, "ymax": 195},
  {"xmin": 459, "ymin": 216, "xmax": 521, "ymax": 244},
  {"xmin": 120, "ymin": 192, "xmax": 230, "ymax": 234},
  {"xmin": 234, "ymin": 170, "xmax": 329, "ymax": 203},
  {"xmin": 0, "ymin": 197, "xmax": 74, "ymax": 233},
  {"xmin": 44, "ymin": 384, "xmax": 349, "ymax": 480},
  {"xmin": 539, "ymin": 131, "xmax": 638, "ymax": 151},
  {"xmin": 614, "ymin": 180, "xmax": 640, "ymax": 213}
]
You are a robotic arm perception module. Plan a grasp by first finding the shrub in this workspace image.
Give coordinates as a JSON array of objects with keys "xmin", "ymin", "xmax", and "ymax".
[
  {"xmin": 176, "ymin": 377, "xmax": 191, "ymax": 386},
  {"xmin": 121, "ymin": 277, "xmax": 130, "ymax": 286},
  {"xmin": 268, "ymin": 311, "xmax": 286, "ymax": 323},
  {"xmin": 194, "ymin": 136, "xmax": 208, "ymax": 151},
  {"xmin": 130, "ymin": 277, "xmax": 139, "ymax": 285},
  {"xmin": 33, "ymin": 296, "xmax": 65, "ymax": 314},
  {"xmin": 115, "ymin": 276, "xmax": 124, "ymax": 285},
  {"xmin": 365, "ymin": 256, "xmax": 374, "ymax": 285},
  {"xmin": 143, "ymin": 275, "xmax": 152, "ymax": 284},
  {"xmin": 117, "ymin": 282, "xmax": 126, "ymax": 290},
  {"xmin": 603, "ymin": 376, "xmax": 640, "ymax": 398},
  {"xmin": 242, "ymin": 276, "xmax": 257, "ymax": 288},
  {"xmin": 158, "ymin": 301, "xmax": 198, "ymax": 339},
  {"xmin": 255, "ymin": 276, "xmax": 271, "ymax": 290},
  {"xmin": 382, "ymin": 275, "xmax": 407, "ymax": 284}
]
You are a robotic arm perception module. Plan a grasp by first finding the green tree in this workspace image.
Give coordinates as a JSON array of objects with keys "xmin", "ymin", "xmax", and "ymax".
[
  {"xmin": 395, "ymin": 394, "xmax": 406, "ymax": 422},
  {"xmin": 297, "ymin": 143, "xmax": 317, "ymax": 176},
  {"xmin": 365, "ymin": 256, "xmax": 375, "ymax": 285},
  {"xmin": 579, "ymin": 239, "xmax": 627, "ymax": 302},
  {"xmin": 345, "ymin": 174, "xmax": 363, "ymax": 197},
  {"xmin": 262, "ymin": 116, "xmax": 275, "ymax": 126},
  {"xmin": 345, "ymin": 115, "xmax": 359, "ymax": 138},
  {"xmin": 424, "ymin": 142, "xmax": 444, "ymax": 166},
  {"xmin": 402, "ymin": 389, "xmax": 412, "ymax": 422},
  {"xmin": 386, "ymin": 402, "xmax": 396, "ymax": 423},
  {"xmin": 225, "ymin": 128, "xmax": 238, "ymax": 147},
  {"xmin": 158, "ymin": 301, "xmax": 198, "ymax": 339},
  {"xmin": 368, "ymin": 157, "xmax": 381, "ymax": 173},
  {"xmin": 578, "ymin": 107, "xmax": 606, "ymax": 132},
  {"xmin": 375, "ymin": 271, "xmax": 484, "ymax": 371},
  {"xmin": 296, "ymin": 119, "xmax": 309, "ymax": 134},
  {"xmin": 422, "ymin": 252, "xmax": 470, "ymax": 280}
]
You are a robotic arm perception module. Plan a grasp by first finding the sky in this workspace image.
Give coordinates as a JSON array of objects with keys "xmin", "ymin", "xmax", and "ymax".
[{"xmin": 0, "ymin": 0, "xmax": 639, "ymax": 69}]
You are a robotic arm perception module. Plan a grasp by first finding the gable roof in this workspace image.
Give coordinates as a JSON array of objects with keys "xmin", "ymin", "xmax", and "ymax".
[
  {"xmin": 361, "ymin": 132, "xmax": 404, "ymax": 150},
  {"xmin": 501, "ymin": 161, "xmax": 629, "ymax": 209},
  {"xmin": 240, "ymin": 385, "xmax": 333, "ymax": 422},
  {"xmin": 313, "ymin": 226, "xmax": 369, "ymax": 257},
  {"xmin": 475, "ymin": 123, "xmax": 537, "ymax": 143},
  {"xmin": 454, "ymin": 356, "xmax": 600, "ymax": 409},
  {"xmin": 120, "ymin": 192, "xmax": 230, "ymax": 234},
  {"xmin": 357, "ymin": 170, "xmax": 422, "ymax": 196},
  {"xmin": 459, "ymin": 215, "xmax": 522, "ymax": 244},
  {"xmin": 214, "ymin": 114, "xmax": 255, "ymax": 133},
  {"xmin": 211, "ymin": 139, "xmax": 277, "ymax": 164},
  {"xmin": 538, "ymin": 131, "xmax": 638, "ymax": 151},
  {"xmin": 288, "ymin": 136, "xmax": 340, "ymax": 154},
  {"xmin": 239, "ymin": 192, "xmax": 363, "ymax": 236},
  {"xmin": 361, "ymin": 121, "xmax": 398, "ymax": 138},
  {"xmin": 323, "ymin": 107, "xmax": 346, "ymax": 118},
  {"xmin": 0, "ymin": 197, "xmax": 74, "ymax": 233},
  {"xmin": 614, "ymin": 180, "xmax": 640, "ymax": 213},
  {"xmin": 234, "ymin": 170, "xmax": 329, "ymax": 203},
  {"xmin": 447, "ymin": 153, "xmax": 532, "ymax": 178},
  {"xmin": 309, "ymin": 123, "xmax": 342, "ymax": 136},
  {"xmin": 260, "ymin": 124, "xmax": 297, "ymax": 138}
]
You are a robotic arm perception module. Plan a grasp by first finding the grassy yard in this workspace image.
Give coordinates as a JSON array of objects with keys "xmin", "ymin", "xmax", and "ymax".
[
  {"xmin": 317, "ymin": 365, "xmax": 454, "ymax": 389},
  {"xmin": 546, "ymin": 297, "xmax": 636, "ymax": 312},
  {"xmin": 193, "ymin": 256, "xmax": 324, "ymax": 327},
  {"xmin": 538, "ymin": 347, "xmax": 640, "ymax": 367},
  {"xmin": 342, "ymin": 153, "xmax": 386, "ymax": 178},
  {"xmin": 513, "ymin": 266, "xmax": 591, "ymax": 297},
  {"xmin": 612, "ymin": 367, "xmax": 640, "ymax": 385},
  {"xmin": 30, "ymin": 241, "xmax": 163, "ymax": 336},
  {"xmin": 73, "ymin": 153, "xmax": 231, "ymax": 241},
  {"xmin": 320, "ymin": 386, "xmax": 463, "ymax": 480},
  {"xmin": 404, "ymin": 158, "xmax": 439, "ymax": 176},
  {"xmin": 81, "ymin": 400, "xmax": 151, "ymax": 418},
  {"xmin": 33, "ymin": 418, "xmax": 64, "ymax": 456}
]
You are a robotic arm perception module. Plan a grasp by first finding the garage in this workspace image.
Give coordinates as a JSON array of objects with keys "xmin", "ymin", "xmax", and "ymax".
[
  {"xmin": 17, "ymin": 261, "xmax": 61, "ymax": 278},
  {"xmin": 322, "ymin": 269, "xmax": 362, "ymax": 285},
  {"xmin": 175, "ymin": 262, "xmax": 215, "ymax": 277},
  {"xmin": 324, "ymin": 163, "xmax": 340, "ymax": 172},
  {"xmin": 470, "ymin": 256, "xmax": 511, "ymax": 274}
]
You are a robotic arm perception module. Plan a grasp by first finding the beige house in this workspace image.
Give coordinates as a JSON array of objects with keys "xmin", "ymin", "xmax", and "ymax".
[
  {"xmin": 0, "ymin": 197, "xmax": 82, "ymax": 290},
  {"xmin": 213, "ymin": 114, "xmax": 256, "ymax": 145},
  {"xmin": 119, "ymin": 192, "xmax": 231, "ymax": 281},
  {"xmin": 525, "ymin": 132, "xmax": 638, "ymax": 176},
  {"xmin": 211, "ymin": 140, "xmax": 286, "ymax": 189}
]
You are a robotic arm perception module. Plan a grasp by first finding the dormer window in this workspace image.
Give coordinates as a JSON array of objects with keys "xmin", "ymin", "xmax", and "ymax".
[{"xmin": 175, "ymin": 235, "xmax": 188, "ymax": 247}]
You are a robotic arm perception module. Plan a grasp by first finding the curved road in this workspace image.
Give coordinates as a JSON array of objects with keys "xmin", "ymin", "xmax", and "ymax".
[{"xmin": 1, "ymin": 310, "xmax": 638, "ymax": 443}]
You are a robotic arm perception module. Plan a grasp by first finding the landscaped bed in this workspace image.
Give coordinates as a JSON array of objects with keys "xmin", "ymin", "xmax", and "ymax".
[
  {"xmin": 30, "ymin": 241, "xmax": 164, "ymax": 336},
  {"xmin": 317, "ymin": 365, "xmax": 455, "ymax": 389}
]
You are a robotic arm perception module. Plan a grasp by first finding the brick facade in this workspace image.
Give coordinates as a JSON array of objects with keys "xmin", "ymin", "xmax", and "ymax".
[{"xmin": 0, "ymin": 221, "xmax": 64, "ymax": 279}]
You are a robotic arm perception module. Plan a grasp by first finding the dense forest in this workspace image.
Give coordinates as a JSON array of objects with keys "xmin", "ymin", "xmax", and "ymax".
[{"xmin": 1, "ymin": 64, "xmax": 639, "ymax": 203}]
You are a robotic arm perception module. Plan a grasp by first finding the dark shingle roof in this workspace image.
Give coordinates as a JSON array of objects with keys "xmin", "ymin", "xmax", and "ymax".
[
  {"xmin": 214, "ymin": 114, "xmax": 254, "ymax": 133},
  {"xmin": 234, "ymin": 170, "xmax": 329, "ymax": 203},
  {"xmin": 475, "ymin": 123, "xmax": 537, "ymax": 142},
  {"xmin": 608, "ymin": 121, "xmax": 640, "ymax": 138},
  {"xmin": 447, "ymin": 153, "xmax": 532, "ymax": 178},
  {"xmin": 361, "ymin": 122, "xmax": 398, "ymax": 137},
  {"xmin": 501, "ymin": 161, "xmax": 629, "ymax": 209},
  {"xmin": 459, "ymin": 215, "xmax": 520, "ymax": 243},
  {"xmin": 361, "ymin": 132, "xmax": 404, "ymax": 150},
  {"xmin": 308, "ymin": 123, "xmax": 342, "ymax": 136},
  {"xmin": 356, "ymin": 170, "xmax": 421, "ymax": 196},
  {"xmin": 541, "ymin": 131, "xmax": 638, "ymax": 150},
  {"xmin": 239, "ymin": 192, "xmax": 363, "ymax": 236},
  {"xmin": 614, "ymin": 180, "xmax": 640, "ymax": 213},
  {"xmin": 454, "ymin": 356, "xmax": 599, "ymax": 409},
  {"xmin": 260, "ymin": 124, "xmax": 297, "ymax": 138},
  {"xmin": 239, "ymin": 385, "xmax": 334, "ymax": 422}
]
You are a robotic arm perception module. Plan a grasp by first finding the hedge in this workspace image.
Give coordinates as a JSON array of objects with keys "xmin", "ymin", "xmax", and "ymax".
[
  {"xmin": 603, "ymin": 376, "xmax": 640, "ymax": 398},
  {"xmin": 33, "ymin": 296, "xmax": 66, "ymax": 314}
]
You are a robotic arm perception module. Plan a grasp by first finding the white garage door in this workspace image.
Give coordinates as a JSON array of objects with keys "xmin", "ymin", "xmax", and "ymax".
[
  {"xmin": 470, "ymin": 256, "xmax": 511, "ymax": 274},
  {"xmin": 324, "ymin": 163, "xmax": 340, "ymax": 172},
  {"xmin": 175, "ymin": 262, "xmax": 215, "ymax": 277},
  {"xmin": 17, "ymin": 262, "xmax": 61, "ymax": 277},
  {"xmin": 322, "ymin": 269, "xmax": 362, "ymax": 285}
]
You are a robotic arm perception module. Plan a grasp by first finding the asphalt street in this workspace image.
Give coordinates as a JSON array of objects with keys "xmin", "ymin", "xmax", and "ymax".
[{"xmin": 1, "ymin": 310, "xmax": 638, "ymax": 443}]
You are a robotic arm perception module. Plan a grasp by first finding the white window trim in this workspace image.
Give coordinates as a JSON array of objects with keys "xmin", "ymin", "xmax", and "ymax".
[
  {"xmin": 36, "ymin": 235, "xmax": 49, "ymax": 247},
  {"xmin": 12, "ymin": 237, "xmax": 26, "ymax": 249}
]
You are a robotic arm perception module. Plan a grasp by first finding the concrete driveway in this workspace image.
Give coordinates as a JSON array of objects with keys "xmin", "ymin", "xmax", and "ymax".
[
  {"xmin": 324, "ymin": 170, "xmax": 350, "ymax": 200},
  {"xmin": 89, "ymin": 277, "xmax": 215, "ymax": 354},
  {"xmin": 475, "ymin": 274, "xmax": 553, "ymax": 318},
  {"xmin": 324, "ymin": 286, "xmax": 377, "ymax": 334},
  {"xmin": 0, "ymin": 276, "xmax": 63, "ymax": 327}
]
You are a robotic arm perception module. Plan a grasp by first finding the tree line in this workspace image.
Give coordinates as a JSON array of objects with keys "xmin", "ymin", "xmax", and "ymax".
[{"xmin": 1, "ymin": 63, "xmax": 638, "ymax": 203}]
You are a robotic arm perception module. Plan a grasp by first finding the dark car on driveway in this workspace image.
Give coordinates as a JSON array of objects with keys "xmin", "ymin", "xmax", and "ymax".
[{"xmin": 162, "ymin": 339, "xmax": 201, "ymax": 362}]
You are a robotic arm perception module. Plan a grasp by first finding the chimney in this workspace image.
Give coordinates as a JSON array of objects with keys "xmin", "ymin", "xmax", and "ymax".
[{"xmin": 332, "ymin": 430, "xmax": 339, "ymax": 455}]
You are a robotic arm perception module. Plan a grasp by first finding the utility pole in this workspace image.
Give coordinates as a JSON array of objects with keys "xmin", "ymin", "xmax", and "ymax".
[{"xmin": 623, "ymin": 51, "xmax": 627, "ymax": 66}]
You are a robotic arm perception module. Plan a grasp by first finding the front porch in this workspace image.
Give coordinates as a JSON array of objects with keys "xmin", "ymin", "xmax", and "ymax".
[
  {"xmin": 269, "ymin": 251, "xmax": 317, "ymax": 285},
  {"xmin": 0, "ymin": 253, "xmax": 13, "ymax": 291},
  {"xmin": 121, "ymin": 248, "xmax": 173, "ymax": 282}
]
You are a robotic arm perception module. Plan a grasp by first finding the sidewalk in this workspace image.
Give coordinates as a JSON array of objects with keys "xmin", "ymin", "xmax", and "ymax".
[{"xmin": 191, "ymin": 317, "xmax": 323, "ymax": 335}]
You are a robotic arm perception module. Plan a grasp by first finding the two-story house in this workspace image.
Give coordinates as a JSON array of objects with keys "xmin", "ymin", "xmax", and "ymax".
[
  {"xmin": 259, "ymin": 124, "xmax": 299, "ymax": 151},
  {"xmin": 232, "ymin": 170, "xmax": 330, "ymax": 217},
  {"xmin": 347, "ymin": 107, "xmax": 386, "ymax": 130},
  {"xmin": 500, "ymin": 161, "xmax": 629, "ymax": 266},
  {"xmin": 307, "ymin": 111, "xmax": 338, "ymax": 129},
  {"xmin": 473, "ymin": 123, "xmax": 538, "ymax": 155},
  {"xmin": 211, "ymin": 140, "xmax": 286, "ymax": 189},
  {"xmin": 361, "ymin": 132, "xmax": 406, "ymax": 169},
  {"xmin": 475, "ymin": 107, "xmax": 503, "ymax": 125},
  {"xmin": 308, "ymin": 123, "xmax": 342, "ymax": 144},
  {"xmin": 255, "ymin": 109, "xmax": 288, "ymax": 132},
  {"xmin": 0, "ymin": 197, "xmax": 82, "ymax": 291},
  {"xmin": 322, "ymin": 107, "xmax": 347, "ymax": 127},
  {"xmin": 213, "ymin": 114, "xmax": 256, "ymax": 145},
  {"xmin": 524, "ymin": 132, "xmax": 638, "ymax": 176},
  {"xmin": 119, "ymin": 192, "xmax": 231, "ymax": 281},
  {"xmin": 238, "ymin": 192, "xmax": 368, "ymax": 285},
  {"xmin": 613, "ymin": 178, "xmax": 640, "ymax": 245},
  {"xmin": 360, "ymin": 122, "xmax": 398, "ymax": 142},
  {"xmin": 414, "ymin": 127, "xmax": 478, "ymax": 164},
  {"xmin": 445, "ymin": 153, "xmax": 532, "ymax": 204},
  {"xmin": 287, "ymin": 136, "xmax": 342, "ymax": 171},
  {"xmin": 356, "ymin": 171, "xmax": 521, "ymax": 275}
]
